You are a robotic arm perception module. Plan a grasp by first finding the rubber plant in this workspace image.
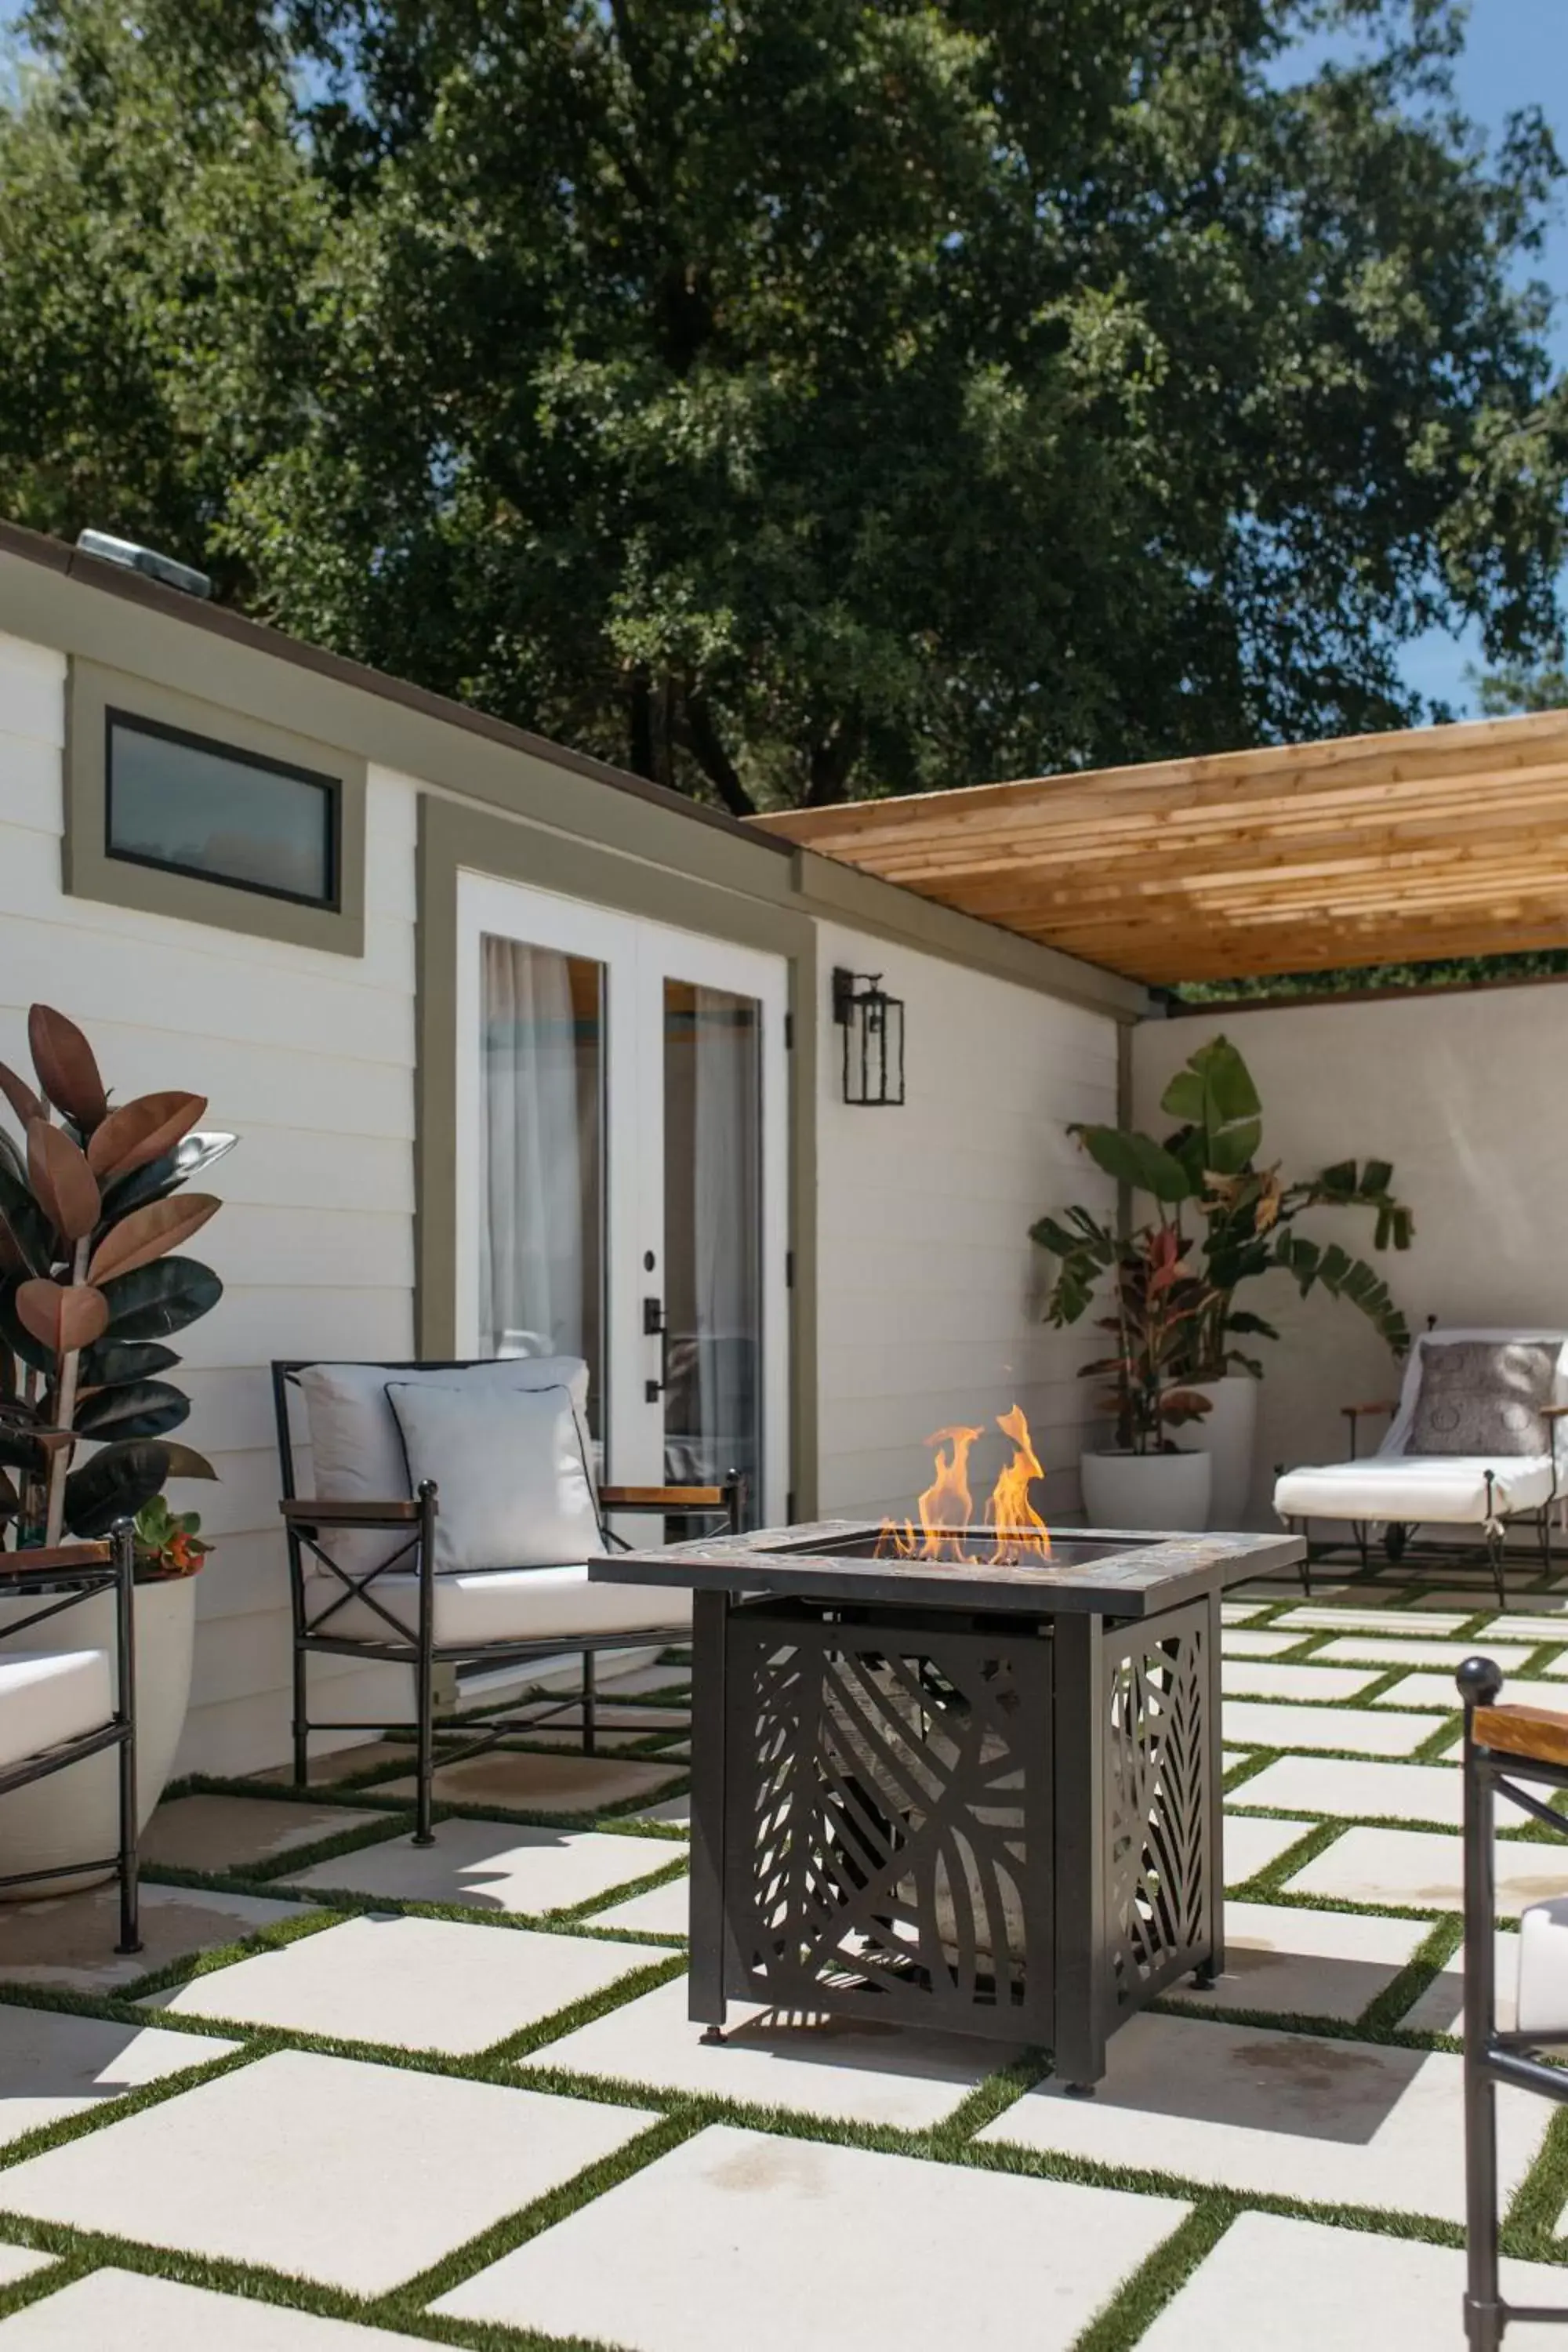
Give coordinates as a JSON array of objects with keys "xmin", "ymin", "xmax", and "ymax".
[
  {"xmin": 1031, "ymin": 1033, "xmax": 1414, "ymax": 1371},
  {"xmin": 0, "ymin": 1004, "xmax": 234, "ymax": 1554}
]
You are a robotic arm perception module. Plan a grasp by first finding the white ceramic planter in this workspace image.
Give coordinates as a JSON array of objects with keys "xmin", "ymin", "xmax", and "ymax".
[
  {"xmin": 1187, "ymin": 1374, "xmax": 1261, "ymax": 1530},
  {"xmin": 1080, "ymin": 1447, "xmax": 1213, "ymax": 1533},
  {"xmin": 0, "ymin": 1573, "xmax": 196, "ymax": 1897}
]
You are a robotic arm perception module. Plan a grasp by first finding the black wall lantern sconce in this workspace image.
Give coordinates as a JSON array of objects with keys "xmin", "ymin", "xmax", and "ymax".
[{"xmin": 832, "ymin": 967, "xmax": 906, "ymax": 1106}]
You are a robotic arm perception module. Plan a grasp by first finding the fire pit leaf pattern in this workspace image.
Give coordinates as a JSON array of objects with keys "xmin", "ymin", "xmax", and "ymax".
[
  {"xmin": 725, "ymin": 1613, "xmax": 1051, "ymax": 2038},
  {"xmin": 1104, "ymin": 1606, "xmax": 1211, "ymax": 2009}
]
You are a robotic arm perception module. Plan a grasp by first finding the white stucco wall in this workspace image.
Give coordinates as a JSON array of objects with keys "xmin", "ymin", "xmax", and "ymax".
[
  {"xmin": 0, "ymin": 630, "xmax": 416, "ymax": 1773},
  {"xmin": 814, "ymin": 921, "xmax": 1122, "ymax": 1526},
  {"xmin": 1132, "ymin": 985, "xmax": 1568, "ymax": 1525}
]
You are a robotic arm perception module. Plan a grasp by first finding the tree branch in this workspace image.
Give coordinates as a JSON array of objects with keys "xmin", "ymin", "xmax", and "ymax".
[
  {"xmin": 805, "ymin": 720, "xmax": 858, "ymax": 808},
  {"xmin": 681, "ymin": 691, "xmax": 755, "ymax": 817},
  {"xmin": 626, "ymin": 667, "xmax": 655, "ymax": 781}
]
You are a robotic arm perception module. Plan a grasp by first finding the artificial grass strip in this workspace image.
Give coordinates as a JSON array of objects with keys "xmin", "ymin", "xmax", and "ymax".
[
  {"xmin": 121, "ymin": 1951, "xmax": 690, "ymax": 2085},
  {"xmin": 1072, "ymin": 2197, "xmax": 1236, "ymax": 2352},
  {"xmin": 127, "ymin": 1864, "xmax": 688, "ymax": 1954},
  {"xmin": 120, "ymin": 1900, "xmax": 348, "ymax": 2004},
  {"xmin": 1227, "ymin": 1816, "xmax": 1346, "ymax": 1900},
  {"xmin": 1505, "ymin": 2102, "xmax": 1568, "ymax": 2256},
  {"xmin": 0, "ymin": 2037, "xmax": 267, "ymax": 2177},
  {"xmin": 1357, "ymin": 1914, "xmax": 1465, "ymax": 2036},
  {"xmin": 375, "ymin": 2111, "xmax": 696, "ymax": 2322}
]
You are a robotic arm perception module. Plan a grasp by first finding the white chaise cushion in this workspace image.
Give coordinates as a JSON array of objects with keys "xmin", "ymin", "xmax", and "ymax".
[
  {"xmin": 1273, "ymin": 1454, "xmax": 1555, "ymax": 1525},
  {"xmin": 0, "ymin": 1650, "xmax": 113, "ymax": 1773},
  {"xmin": 1518, "ymin": 1896, "xmax": 1568, "ymax": 2036},
  {"xmin": 303, "ymin": 1563, "xmax": 689, "ymax": 1647},
  {"xmin": 296, "ymin": 1357, "xmax": 594, "ymax": 1577},
  {"xmin": 386, "ymin": 1381, "xmax": 600, "ymax": 1572}
]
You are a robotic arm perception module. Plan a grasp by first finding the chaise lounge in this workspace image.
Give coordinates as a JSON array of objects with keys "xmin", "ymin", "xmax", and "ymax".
[{"xmin": 1272, "ymin": 1327, "xmax": 1567, "ymax": 1603}]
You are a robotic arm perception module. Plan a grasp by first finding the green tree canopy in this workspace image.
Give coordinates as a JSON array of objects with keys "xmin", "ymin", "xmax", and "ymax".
[
  {"xmin": 3, "ymin": 0, "xmax": 1566, "ymax": 811},
  {"xmin": 1474, "ymin": 651, "xmax": 1568, "ymax": 713}
]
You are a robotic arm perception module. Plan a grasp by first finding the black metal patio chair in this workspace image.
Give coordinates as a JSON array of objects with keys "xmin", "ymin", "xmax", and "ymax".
[
  {"xmin": 1459, "ymin": 1654, "xmax": 1568, "ymax": 2349},
  {"xmin": 0, "ymin": 1524, "xmax": 140, "ymax": 1954},
  {"xmin": 274, "ymin": 1359, "xmax": 743, "ymax": 1845}
]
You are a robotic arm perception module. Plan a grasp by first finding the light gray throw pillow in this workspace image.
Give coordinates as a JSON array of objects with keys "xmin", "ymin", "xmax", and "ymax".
[
  {"xmin": 296, "ymin": 1356, "xmax": 593, "ymax": 1577},
  {"xmin": 1406, "ymin": 1340, "xmax": 1557, "ymax": 1457},
  {"xmin": 385, "ymin": 1381, "xmax": 602, "ymax": 1573}
]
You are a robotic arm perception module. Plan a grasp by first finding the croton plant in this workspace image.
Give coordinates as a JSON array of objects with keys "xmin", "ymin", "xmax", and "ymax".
[{"xmin": 0, "ymin": 1004, "xmax": 234, "ymax": 1563}]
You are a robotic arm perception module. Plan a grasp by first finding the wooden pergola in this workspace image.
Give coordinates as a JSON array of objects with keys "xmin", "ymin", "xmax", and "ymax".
[{"xmin": 752, "ymin": 707, "xmax": 1568, "ymax": 985}]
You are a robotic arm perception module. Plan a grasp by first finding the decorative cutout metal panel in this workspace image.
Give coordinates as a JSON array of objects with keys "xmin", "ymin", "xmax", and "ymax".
[
  {"xmin": 722, "ymin": 1609, "xmax": 1054, "ymax": 2040},
  {"xmin": 1101, "ymin": 1601, "xmax": 1212, "ymax": 2014}
]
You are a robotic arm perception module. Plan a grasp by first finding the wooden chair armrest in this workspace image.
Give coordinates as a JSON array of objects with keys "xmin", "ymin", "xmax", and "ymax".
[
  {"xmin": 0, "ymin": 1541, "xmax": 113, "ymax": 1573},
  {"xmin": 1340, "ymin": 1401, "xmax": 1398, "ymax": 1418},
  {"xmin": 1542, "ymin": 1405, "xmax": 1568, "ymax": 1421},
  {"xmin": 1473, "ymin": 1703, "xmax": 1568, "ymax": 1769},
  {"xmin": 280, "ymin": 1498, "xmax": 423, "ymax": 1526},
  {"xmin": 599, "ymin": 1483, "xmax": 728, "ymax": 1510}
]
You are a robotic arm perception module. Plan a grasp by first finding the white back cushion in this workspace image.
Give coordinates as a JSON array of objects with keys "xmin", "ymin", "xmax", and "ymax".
[
  {"xmin": 387, "ymin": 1381, "xmax": 600, "ymax": 1572},
  {"xmin": 296, "ymin": 1357, "xmax": 592, "ymax": 1577}
]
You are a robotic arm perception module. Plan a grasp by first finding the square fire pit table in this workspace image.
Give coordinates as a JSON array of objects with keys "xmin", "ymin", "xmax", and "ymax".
[{"xmin": 590, "ymin": 1518, "xmax": 1304, "ymax": 2089}]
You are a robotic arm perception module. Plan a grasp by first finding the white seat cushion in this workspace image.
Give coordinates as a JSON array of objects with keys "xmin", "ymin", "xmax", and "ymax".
[
  {"xmin": 1273, "ymin": 1454, "xmax": 1555, "ymax": 1524},
  {"xmin": 304, "ymin": 1563, "xmax": 689, "ymax": 1648},
  {"xmin": 0, "ymin": 1650, "xmax": 114, "ymax": 1774},
  {"xmin": 1518, "ymin": 1896, "xmax": 1568, "ymax": 2035}
]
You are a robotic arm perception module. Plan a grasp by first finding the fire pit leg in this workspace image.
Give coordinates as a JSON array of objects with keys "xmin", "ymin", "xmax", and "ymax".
[
  {"xmin": 1202, "ymin": 1588, "xmax": 1226, "ymax": 1987},
  {"xmin": 1051, "ymin": 1615, "xmax": 1109, "ymax": 2094},
  {"xmin": 688, "ymin": 1588, "xmax": 731, "ymax": 2038}
]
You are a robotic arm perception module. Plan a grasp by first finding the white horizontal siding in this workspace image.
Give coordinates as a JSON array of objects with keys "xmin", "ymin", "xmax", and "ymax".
[
  {"xmin": 0, "ymin": 633, "xmax": 417, "ymax": 1774},
  {"xmin": 198, "ymin": 1123, "xmax": 412, "ymax": 1217},
  {"xmin": 814, "ymin": 921, "xmax": 1120, "ymax": 1528},
  {"xmin": 0, "ymin": 825, "xmax": 416, "ymax": 996}
]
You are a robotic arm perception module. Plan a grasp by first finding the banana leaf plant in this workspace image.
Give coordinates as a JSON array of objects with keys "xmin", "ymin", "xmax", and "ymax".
[
  {"xmin": 1082, "ymin": 1225, "xmax": 1217, "ymax": 1455},
  {"xmin": 1031, "ymin": 1033, "xmax": 1414, "ymax": 1374},
  {"xmin": 0, "ymin": 1004, "xmax": 233, "ymax": 1554}
]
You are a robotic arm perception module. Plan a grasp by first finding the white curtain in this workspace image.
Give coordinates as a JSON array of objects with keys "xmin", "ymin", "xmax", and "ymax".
[
  {"xmin": 480, "ymin": 938, "xmax": 585, "ymax": 1360},
  {"xmin": 691, "ymin": 986, "xmax": 758, "ymax": 1486}
]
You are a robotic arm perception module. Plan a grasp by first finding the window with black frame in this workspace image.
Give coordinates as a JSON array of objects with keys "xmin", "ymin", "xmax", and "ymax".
[{"xmin": 104, "ymin": 710, "xmax": 340, "ymax": 909}]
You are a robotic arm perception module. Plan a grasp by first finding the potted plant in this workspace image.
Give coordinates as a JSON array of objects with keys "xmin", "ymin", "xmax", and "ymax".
[
  {"xmin": 1076, "ymin": 1223, "xmax": 1216, "ymax": 1530},
  {"xmin": 0, "ymin": 1004, "xmax": 235, "ymax": 1888},
  {"xmin": 1033, "ymin": 1033, "xmax": 1413, "ymax": 1526}
]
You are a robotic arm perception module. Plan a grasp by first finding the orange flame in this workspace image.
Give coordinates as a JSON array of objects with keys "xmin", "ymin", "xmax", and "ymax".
[
  {"xmin": 988, "ymin": 1403, "xmax": 1051, "ymax": 1563},
  {"xmin": 878, "ymin": 1404, "xmax": 1051, "ymax": 1565}
]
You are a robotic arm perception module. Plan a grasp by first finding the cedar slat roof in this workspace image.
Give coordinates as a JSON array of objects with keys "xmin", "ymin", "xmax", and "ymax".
[{"xmin": 751, "ymin": 709, "xmax": 1568, "ymax": 984}]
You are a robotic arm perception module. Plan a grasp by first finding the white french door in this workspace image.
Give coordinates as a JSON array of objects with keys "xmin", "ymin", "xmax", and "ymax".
[{"xmin": 455, "ymin": 873, "xmax": 789, "ymax": 1523}]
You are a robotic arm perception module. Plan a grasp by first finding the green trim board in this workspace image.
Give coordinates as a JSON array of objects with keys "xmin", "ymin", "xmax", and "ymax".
[
  {"xmin": 416, "ymin": 795, "xmax": 822, "ymax": 1519},
  {"xmin": 0, "ymin": 528, "xmax": 1145, "ymax": 1020},
  {"xmin": 64, "ymin": 657, "xmax": 368, "ymax": 956}
]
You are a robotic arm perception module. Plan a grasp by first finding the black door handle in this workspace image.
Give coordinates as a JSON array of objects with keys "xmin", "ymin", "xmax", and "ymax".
[{"xmin": 644, "ymin": 1297, "xmax": 669, "ymax": 1402}]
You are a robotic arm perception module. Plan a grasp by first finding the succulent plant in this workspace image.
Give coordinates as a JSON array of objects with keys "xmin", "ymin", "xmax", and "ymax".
[{"xmin": 0, "ymin": 1004, "xmax": 234, "ymax": 1552}]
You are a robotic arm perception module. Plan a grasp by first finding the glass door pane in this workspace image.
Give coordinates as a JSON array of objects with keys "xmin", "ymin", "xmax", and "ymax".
[
  {"xmin": 478, "ymin": 935, "xmax": 605, "ymax": 1443},
  {"xmin": 661, "ymin": 978, "xmax": 762, "ymax": 1510}
]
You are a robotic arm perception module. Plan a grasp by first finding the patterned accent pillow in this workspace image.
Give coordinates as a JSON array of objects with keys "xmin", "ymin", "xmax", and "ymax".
[{"xmin": 1406, "ymin": 1341, "xmax": 1558, "ymax": 1457}]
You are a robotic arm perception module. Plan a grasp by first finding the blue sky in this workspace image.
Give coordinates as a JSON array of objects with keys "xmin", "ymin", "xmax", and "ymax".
[{"xmin": 2, "ymin": 1, "xmax": 1563, "ymax": 715}]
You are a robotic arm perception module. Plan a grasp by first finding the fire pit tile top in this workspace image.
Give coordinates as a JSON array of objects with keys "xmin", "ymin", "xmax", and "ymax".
[{"xmin": 589, "ymin": 1519, "xmax": 1305, "ymax": 1618}]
